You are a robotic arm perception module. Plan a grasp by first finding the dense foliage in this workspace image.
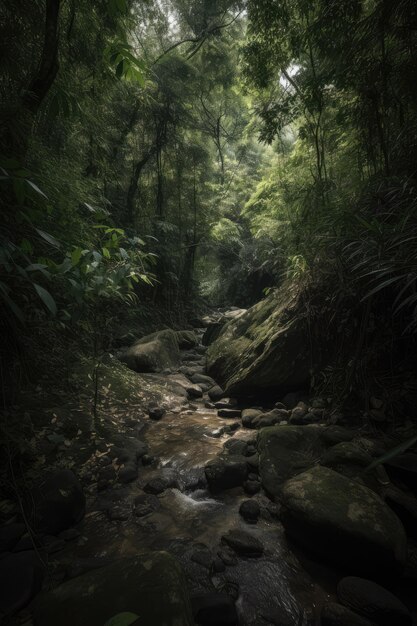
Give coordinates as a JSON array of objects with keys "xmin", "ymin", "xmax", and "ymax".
[{"xmin": 1, "ymin": 0, "xmax": 416, "ymax": 405}]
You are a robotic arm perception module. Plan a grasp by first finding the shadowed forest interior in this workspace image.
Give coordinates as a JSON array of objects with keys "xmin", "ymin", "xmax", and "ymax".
[{"xmin": 1, "ymin": 1, "xmax": 417, "ymax": 625}]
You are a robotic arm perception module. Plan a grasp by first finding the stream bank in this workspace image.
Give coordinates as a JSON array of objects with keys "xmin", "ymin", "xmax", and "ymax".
[{"xmin": 0, "ymin": 318, "xmax": 416, "ymax": 626}]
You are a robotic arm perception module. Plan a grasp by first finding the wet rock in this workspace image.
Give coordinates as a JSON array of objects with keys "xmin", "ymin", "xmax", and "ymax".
[
  {"xmin": 257, "ymin": 425, "xmax": 322, "ymax": 498},
  {"xmin": 179, "ymin": 365, "xmax": 204, "ymax": 377},
  {"xmin": 148, "ymin": 406, "xmax": 166, "ymax": 420},
  {"xmin": 214, "ymin": 398, "xmax": 238, "ymax": 410},
  {"xmin": 119, "ymin": 329, "xmax": 181, "ymax": 373},
  {"xmin": 108, "ymin": 504, "xmax": 131, "ymax": 521},
  {"xmin": 187, "ymin": 383, "xmax": 203, "ymax": 399},
  {"xmin": 289, "ymin": 411, "xmax": 318, "ymax": 425},
  {"xmin": 0, "ymin": 522, "xmax": 26, "ymax": 552},
  {"xmin": 0, "ymin": 551, "xmax": 44, "ymax": 618},
  {"xmin": 205, "ymin": 458, "xmax": 247, "ymax": 492},
  {"xmin": 243, "ymin": 480, "xmax": 261, "ymax": 495},
  {"xmin": 218, "ymin": 409, "xmax": 241, "ymax": 419},
  {"xmin": 321, "ymin": 602, "xmax": 375, "ymax": 626},
  {"xmin": 177, "ymin": 330, "xmax": 198, "ymax": 349},
  {"xmin": 246, "ymin": 454, "xmax": 259, "ymax": 470},
  {"xmin": 208, "ymin": 385, "xmax": 225, "ymax": 402},
  {"xmin": 144, "ymin": 478, "xmax": 169, "ymax": 495},
  {"xmin": 221, "ymin": 529, "xmax": 264, "ymax": 557},
  {"xmin": 223, "ymin": 439, "xmax": 248, "ymax": 456},
  {"xmin": 134, "ymin": 493, "xmax": 160, "ymax": 512},
  {"xmin": 291, "ymin": 401, "xmax": 308, "ymax": 419},
  {"xmin": 239, "ymin": 500, "xmax": 260, "ymax": 523},
  {"xmin": 252, "ymin": 409, "xmax": 284, "ymax": 428},
  {"xmin": 110, "ymin": 440, "xmax": 147, "ymax": 464},
  {"xmin": 134, "ymin": 504, "xmax": 153, "ymax": 517},
  {"xmin": 265, "ymin": 501, "xmax": 281, "ymax": 520},
  {"xmin": 118, "ymin": 464, "xmax": 138, "ymax": 484},
  {"xmin": 190, "ymin": 548, "xmax": 214, "ymax": 569},
  {"xmin": 219, "ymin": 423, "xmax": 240, "ymax": 436},
  {"xmin": 191, "ymin": 592, "xmax": 238, "ymax": 626},
  {"xmin": 217, "ymin": 547, "xmax": 238, "ymax": 566},
  {"xmin": 241, "ymin": 408, "xmax": 262, "ymax": 428},
  {"xmin": 182, "ymin": 351, "xmax": 203, "ymax": 362},
  {"xmin": 337, "ymin": 576, "xmax": 412, "ymax": 626},
  {"xmin": 33, "ymin": 553, "xmax": 193, "ymax": 626},
  {"xmin": 191, "ymin": 373, "xmax": 216, "ymax": 387},
  {"xmin": 280, "ymin": 466, "xmax": 407, "ymax": 576},
  {"xmin": 205, "ymin": 401, "xmax": 216, "ymax": 409},
  {"xmin": 28, "ymin": 469, "xmax": 85, "ymax": 535},
  {"xmin": 141, "ymin": 454, "xmax": 156, "ymax": 466}
]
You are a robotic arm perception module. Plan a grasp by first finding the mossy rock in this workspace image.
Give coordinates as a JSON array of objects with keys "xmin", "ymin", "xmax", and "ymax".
[
  {"xmin": 33, "ymin": 552, "xmax": 193, "ymax": 626},
  {"xmin": 280, "ymin": 466, "xmax": 407, "ymax": 577},
  {"xmin": 257, "ymin": 425, "xmax": 324, "ymax": 497},
  {"xmin": 176, "ymin": 330, "xmax": 198, "ymax": 350},
  {"xmin": 119, "ymin": 330, "xmax": 180, "ymax": 373},
  {"xmin": 206, "ymin": 287, "xmax": 312, "ymax": 395}
]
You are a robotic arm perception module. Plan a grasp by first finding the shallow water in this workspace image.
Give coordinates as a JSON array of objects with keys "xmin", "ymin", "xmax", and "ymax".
[{"xmin": 65, "ymin": 391, "xmax": 333, "ymax": 626}]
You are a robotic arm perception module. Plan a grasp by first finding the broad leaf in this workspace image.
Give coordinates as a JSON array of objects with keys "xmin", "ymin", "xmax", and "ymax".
[{"xmin": 34, "ymin": 284, "xmax": 57, "ymax": 315}]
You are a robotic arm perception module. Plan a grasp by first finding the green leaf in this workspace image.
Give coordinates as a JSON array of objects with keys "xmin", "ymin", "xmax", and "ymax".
[
  {"xmin": 139, "ymin": 274, "xmax": 153, "ymax": 285},
  {"xmin": 364, "ymin": 435, "xmax": 417, "ymax": 473},
  {"xmin": 361, "ymin": 275, "xmax": 406, "ymax": 301},
  {"xmin": 34, "ymin": 284, "xmax": 57, "ymax": 315},
  {"xmin": 35, "ymin": 228, "xmax": 60, "ymax": 249},
  {"xmin": 71, "ymin": 247, "xmax": 83, "ymax": 266},
  {"xmin": 26, "ymin": 263, "xmax": 51, "ymax": 277},
  {"xmin": 102, "ymin": 247, "xmax": 110, "ymax": 259},
  {"xmin": 104, "ymin": 612, "xmax": 139, "ymax": 626},
  {"xmin": 20, "ymin": 238, "xmax": 34, "ymax": 254},
  {"xmin": 26, "ymin": 179, "xmax": 48, "ymax": 199}
]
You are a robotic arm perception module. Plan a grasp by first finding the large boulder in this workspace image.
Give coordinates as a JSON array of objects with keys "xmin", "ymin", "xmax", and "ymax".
[
  {"xmin": 257, "ymin": 425, "xmax": 323, "ymax": 498},
  {"xmin": 206, "ymin": 287, "xmax": 313, "ymax": 395},
  {"xmin": 337, "ymin": 576, "xmax": 412, "ymax": 626},
  {"xmin": 176, "ymin": 330, "xmax": 198, "ymax": 349},
  {"xmin": 119, "ymin": 330, "xmax": 180, "ymax": 373},
  {"xmin": 28, "ymin": 469, "xmax": 85, "ymax": 535},
  {"xmin": 280, "ymin": 466, "xmax": 407, "ymax": 577},
  {"xmin": 33, "ymin": 553, "xmax": 193, "ymax": 626}
]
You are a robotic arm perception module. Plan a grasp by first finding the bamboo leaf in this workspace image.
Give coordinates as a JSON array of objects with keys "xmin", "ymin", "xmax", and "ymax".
[{"xmin": 364, "ymin": 435, "xmax": 417, "ymax": 473}]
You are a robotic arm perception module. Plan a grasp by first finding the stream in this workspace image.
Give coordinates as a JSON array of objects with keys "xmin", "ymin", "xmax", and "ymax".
[{"xmin": 58, "ymin": 329, "xmax": 333, "ymax": 626}]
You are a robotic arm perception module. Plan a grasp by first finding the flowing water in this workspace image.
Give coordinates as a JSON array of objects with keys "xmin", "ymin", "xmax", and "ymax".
[{"xmin": 61, "ymin": 336, "xmax": 333, "ymax": 625}]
